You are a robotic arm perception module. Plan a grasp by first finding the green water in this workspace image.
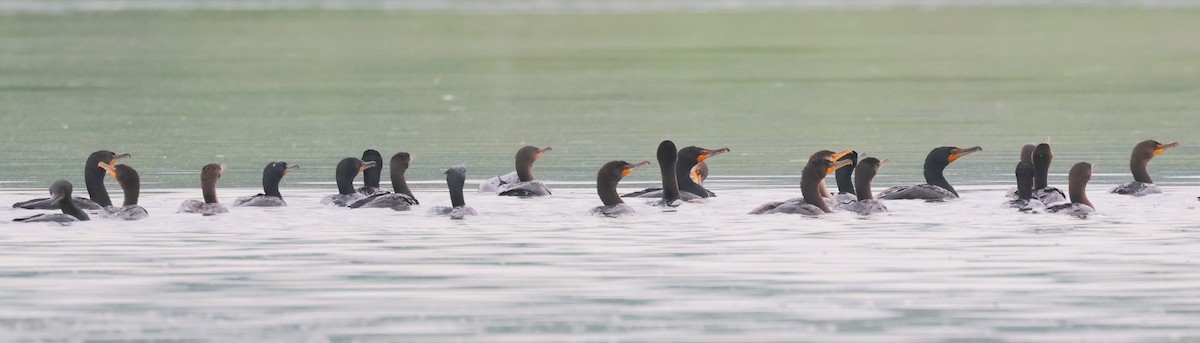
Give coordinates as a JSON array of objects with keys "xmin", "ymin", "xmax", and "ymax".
[{"xmin": 1, "ymin": 9, "xmax": 1197, "ymax": 188}]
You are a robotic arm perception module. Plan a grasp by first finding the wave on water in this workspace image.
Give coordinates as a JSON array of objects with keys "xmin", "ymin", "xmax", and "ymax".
[{"xmin": 3, "ymin": 0, "xmax": 1199, "ymax": 13}]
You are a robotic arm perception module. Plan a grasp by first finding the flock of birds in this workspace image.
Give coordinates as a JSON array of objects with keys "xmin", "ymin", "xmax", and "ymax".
[{"xmin": 7, "ymin": 138, "xmax": 1181, "ymax": 222}]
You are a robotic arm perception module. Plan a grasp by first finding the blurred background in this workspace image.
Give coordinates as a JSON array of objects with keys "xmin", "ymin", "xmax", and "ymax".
[{"xmin": 1, "ymin": 0, "xmax": 1197, "ymax": 189}]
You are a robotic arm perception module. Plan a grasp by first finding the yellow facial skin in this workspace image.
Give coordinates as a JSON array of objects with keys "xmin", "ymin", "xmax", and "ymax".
[
  {"xmin": 826, "ymin": 159, "xmax": 853, "ymax": 175},
  {"xmin": 697, "ymin": 147, "xmax": 731, "ymax": 163},
  {"xmin": 947, "ymin": 146, "xmax": 982, "ymax": 163},
  {"xmin": 828, "ymin": 149, "xmax": 854, "ymax": 162},
  {"xmin": 98, "ymin": 162, "xmax": 118, "ymax": 179},
  {"xmin": 622, "ymin": 160, "xmax": 652, "ymax": 177},
  {"xmin": 1155, "ymin": 142, "xmax": 1180, "ymax": 156}
]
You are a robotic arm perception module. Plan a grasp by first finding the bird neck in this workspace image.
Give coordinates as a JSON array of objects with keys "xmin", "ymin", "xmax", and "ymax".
[
  {"xmin": 363, "ymin": 166, "xmax": 381, "ymax": 188},
  {"xmin": 391, "ymin": 168, "xmax": 414, "ymax": 199},
  {"xmin": 336, "ymin": 171, "xmax": 357, "ymax": 195},
  {"xmin": 1016, "ymin": 173, "xmax": 1034, "ymax": 200},
  {"xmin": 120, "ymin": 182, "xmax": 139, "ymax": 206},
  {"xmin": 1069, "ymin": 178, "xmax": 1091, "ymax": 208},
  {"xmin": 448, "ymin": 178, "xmax": 466, "ymax": 208},
  {"xmin": 1033, "ymin": 162, "xmax": 1050, "ymax": 189},
  {"xmin": 597, "ymin": 174, "xmax": 624, "ymax": 207},
  {"xmin": 835, "ymin": 164, "xmax": 855, "ymax": 194},
  {"xmin": 516, "ymin": 160, "xmax": 535, "ymax": 182},
  {"xmin": 202, "ymin": 177, "xmax": 219, "ymax": 204},
  {"xmin": 801, "ymin": 170, "xmax": 832, "ymax": 213},
  {"xmin": 58, "ymin": 196, "xmax": 89, "ymax": 221},
  {"xmin": 924, "ymin": 164, "xmax": 956, "ymax": 196},
  {"xmin": 854, "ymin": 176, "xmax": 873, "ymax": 201},
  {"xmin": 659, "ymin": 158, "xmax": 680, "ymax": 203},
  {"xmin": 1131, "ymin": 157, "xmax": 1153, "ymax": 183},
  {"xmin": 263, "ymin": 173, "xmax": 282, "ymax": 197},
  {"xmin": 676, "ymin": 161, "xmax": 708, "ymax": 197},
  {"xmin": 84, "ymin": 170, "xmax": 112, "ymax": 207}
]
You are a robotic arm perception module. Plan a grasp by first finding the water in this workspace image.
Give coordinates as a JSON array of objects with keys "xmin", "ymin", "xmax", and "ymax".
[
  {"xmin": 4, "ymin": 0, "xmax": 1200, "ymax": 12},
  {"xmin": 3, "ymin": 5, "xmax": 1200, "ymax": 341},
  {"xmin": 1, "ymin": 10, "xmax": 1198, "ymax": 188},
  {"xmin": 2, "ymin": 184, "xmax": 1200, "ymax": 341}
]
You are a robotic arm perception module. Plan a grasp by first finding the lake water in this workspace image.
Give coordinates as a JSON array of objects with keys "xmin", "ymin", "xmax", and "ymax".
[
  {"xmin": 1, "ymin": 4, "xmax": 1199, "ymax": 342},
  {"xmin": 2, "ymin": 185, "xmax": 1200, "ymax": 341}
]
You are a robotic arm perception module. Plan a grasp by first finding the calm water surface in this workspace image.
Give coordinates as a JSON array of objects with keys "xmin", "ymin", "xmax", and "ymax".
[{"xmin": 2, "ymin": 184, "xmax": 1200, "ymax": 341}]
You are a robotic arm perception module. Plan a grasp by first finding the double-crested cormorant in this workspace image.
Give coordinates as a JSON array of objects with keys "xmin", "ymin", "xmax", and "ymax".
[
  {"xmin": 13, "ymin": 180, "xmax": 90, "ymax": 223},
  {"xmin": 350, "ymin": 152, "xmax": 420, "ymax": 210},
  {"xmin": 750, "ymin": 154, "xmax": 853, "ymax": 215},
  {"xmin": 802, "ymin": 149, "xmax": 853, "ymax": 202},
  {"xmin": 178, "ymin": 164, "xmax": 228, "ymax": 215},
  {"xmin": 1006, "ymin": 143, "xmax": 1038, "ymax": 198},
  {"xmin": 1006, "ymin": 162, "xmax": 1045, "ymax": 211},
  {"xmin": 12, "ymin": 151, "xmax": 129, "ymax": 210},
  {"xmin": 837, "ymin": 157, "xmax": 889, "ymax": 215},
  {"xmin": 1112, "ymin": 140, "xmax": 1179, "ymax": 195},
  {"xmin": 429, "ymin": 165, "xmax": 477, "ymax": 219},
  {"xmin": 479, "ymin": 146, "xmax": 553, "ymax": 196},
  {"xmin": 321, "ymin": 158, "xmax": 376, "ymax": 207},
  {"xmin": 234, "ymin": 162, "xmax": 297, "ymax": 207},
  {"xmin": 831, "ymin": 151, "xmax": 859, "ymax": 205},
  {"xmin": 623, "ymin": 146, "xmax": 730, "ymax": 200},
  {"xmin": 98, "ymin": 162, "xmax": 148, "ymax": 220},
  {"xmin": 591, "ymin": 160, "xmax": 651, "ymax": 217},
  {"xmin": 356, "ymin": 149, "xmax": 389, "ymax": 196},
  {"xmin": 878, "ymin": 146, "xmax": 981, "ymax": 201},
  {"xmin": 1030, "ymin": 143, "xmax": 1066, "ymax": 204},
  {"xmin": 634, "ymin": 140, "xmax": 684, "ymax": 207},
  {"xmin": 1047, "ymin": 162, "xmax": 1095, "ymax": 217}
]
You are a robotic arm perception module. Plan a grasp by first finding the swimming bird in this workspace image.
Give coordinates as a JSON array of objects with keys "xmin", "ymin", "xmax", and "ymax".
[
  {"xmin": 12, "ymin": 150, "xmax": 129, "ymax": 210},
  {"xmin": 321, "ymin": 158, "xmax": 376, "ymax": 207},
  {"xmin": 1006, "ymin": 143, "xmax": 1038, "ymax": 198},
  {"xmin": 623, "ymin": 146, "xmax": 730, "ymax": 200},
  {"xmin": 1111, "ymin": 140, "xmax": 1179, "ymax": 196},
  {"xmin": 1047, "ymin": 162, "xmax": 1095, "ymax": 217},
  {"xmin": 750, "ymin": 154, "xmax": 853, "ymax": 215},
  {"xmin": 178, "ymin": 164, "xmax": 228, "ymax": 215},
  {"xmin": 350, "ymin": 152, "xmax": 420, "ymax": 210},
  {"xmin": 429, "ymin": 165, "xmax": 477, "ymax": 219},
  {"xmin": 12, "ymin": 180, "xmax": 90, "ymax": 223},
  {"xmin": 591, "ymin": 160, "xmax": 651, "ymax": 217},
  {"xmin": 478, "ymin": 146, "xmax": 553, "ymax": 196},
  {"xmin": 1030, "ymin": 143, "xmax": 1066, "ymax": 204},
  {"xmin": 878, "ymin": 146, "xmax": 982, "ymax": 201},
  {"xmin": 356, "ymin": 149, "xmax": 389, "ymax": 196},
  {"xmin": 97, "ymin": 162, "xmax": 148, "ymax": 220},
  {"xmin": 234, "ymin": 162, "xmax": 297, "ymax": 207},
  {"xmin": 630, "ymin": 140, "xmax": 686, "ymax": 207},
  {"xmin": 831, "ymin": 151, "xmax": 859, "ymax": 205},
  {"xmin": 1006, "ymin": 161, "xmax": 1045, "ymax": 211},
  {"xmin": 804, "ymin": 149, "xmax": 854, "ymax": 202},
  {"xmin": 837, "ymin": 157, "xmax": 889, "ymax": 215}
]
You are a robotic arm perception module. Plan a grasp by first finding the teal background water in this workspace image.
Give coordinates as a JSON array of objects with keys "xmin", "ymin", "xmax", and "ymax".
[{"xmin": 1, "ymin": 9, "xmax": 1197, "ymax": 188}]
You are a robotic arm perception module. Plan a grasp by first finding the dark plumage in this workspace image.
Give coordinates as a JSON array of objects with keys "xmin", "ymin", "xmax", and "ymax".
[
  {"xmin": 321, "ymin": 158, "xmax": 375, "ymax": 207},
  {"xmin": 1112, "ymin": 140, "xmax": 1178, "ymax": 196},
  {"xmin": 429, "ymin": 165, "xmax": 477, "ymax": 219},
  {"xmin": 350, "ymin": 152, "xmax": 420, "ymax": 210},
  {"xmin": 98, "ymin": 162, "xmax": 148, "ymax": 220},
  {"xmin": 591, "ymin": 160, "xmax": 650, "ymax": 217},
  {"xmin": 178, "ymin": 164, "xmax": 229, "ymax": 215},
  {"xmin": 235, "ymin": 162, "xmax": 297, "ymax": 207},
  {"xmin": 13, "ymin": 180, "xmax": 90, "ymax": 223},
  {"xmin": 877, "ymin": 146, "xmax": 981, "ymax": 201}
]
